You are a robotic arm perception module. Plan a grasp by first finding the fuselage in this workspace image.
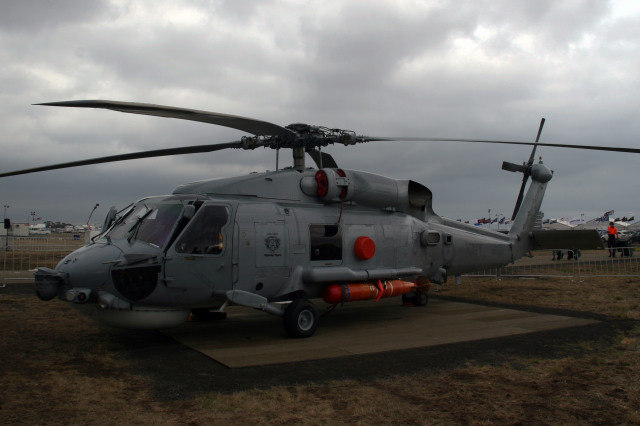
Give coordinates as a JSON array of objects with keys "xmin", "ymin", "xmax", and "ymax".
[{"xmin": 35, "ymin": 166, "xmax": 547, "ymax": 329}]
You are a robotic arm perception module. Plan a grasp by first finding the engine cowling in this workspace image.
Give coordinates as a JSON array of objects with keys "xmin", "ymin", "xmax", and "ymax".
[
  {"xmin": 310, "ymin": 168, "xmax": 353, "ymax": 203},
  {"xmin": 301, "ymin": 169, "xmax": 433, "ymax": 217}
]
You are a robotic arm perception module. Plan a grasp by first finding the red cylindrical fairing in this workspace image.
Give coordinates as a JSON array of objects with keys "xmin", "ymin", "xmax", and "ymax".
[
  {"xmin": 354, "ymin": 236, "xmax": 375, "ymax": 260},
  {"xmin": 315, "ymin": 170, "xmax": 329, "ymax": 197},
  {"xmin": 322, "ymin": 280, "xmax": 416, "ymax": 304}
]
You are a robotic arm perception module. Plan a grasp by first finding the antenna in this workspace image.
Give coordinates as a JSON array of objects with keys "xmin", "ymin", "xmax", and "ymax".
[{"xmin": 87, "ymin": 203, "xmax": 99, "ymax": 229}]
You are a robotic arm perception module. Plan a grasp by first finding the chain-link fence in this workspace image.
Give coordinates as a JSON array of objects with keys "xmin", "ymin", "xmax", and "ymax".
[
  {"xmin": 1, "ymin": 235, "xmax": 86, "ymax": 286},
  {"xmin": 466, "ymin": 247, "xmax": 639, "ymax": 281}
]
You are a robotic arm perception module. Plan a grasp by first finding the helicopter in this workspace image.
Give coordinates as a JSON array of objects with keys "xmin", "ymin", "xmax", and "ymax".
[{"xmin": 1, "ymin": 100, "xmax": 633, "ymax": 338}]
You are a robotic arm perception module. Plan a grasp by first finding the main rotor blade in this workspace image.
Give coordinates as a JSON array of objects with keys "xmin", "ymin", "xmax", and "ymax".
[
  {"xmin": 0, "ymin": 141, "xmax": 243, "ymax": 178},
  {"xmin": 36, "ymin": 100, "xmax": 296, "ymax": 138},
  {"xmin": 368, "ymin": 137, "xmax": 640, "ymax": 154},
  {"xmin": 306, "ymin": 149, "xmax": 339, "ymax": 169}
]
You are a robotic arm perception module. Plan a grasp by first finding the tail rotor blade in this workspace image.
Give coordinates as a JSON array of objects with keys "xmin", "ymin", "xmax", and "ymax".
[
  {"xmin": 502, "ymin": 161, "xmax": 527, "ymax": 173},
  {"xmin": 511, "ymin": 118, "xmax": 546, "ymax": 220},
  {"xmin": 526, "ymin": 117, "xmax": 546, "ymax": 166},
  {"xmin": 511, "ymin": 179, "xmax": 529, "ymax": 220}
]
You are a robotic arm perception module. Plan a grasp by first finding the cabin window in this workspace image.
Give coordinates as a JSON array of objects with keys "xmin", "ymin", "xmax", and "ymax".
[
  {"xmin": 422, "ymin": 231, "xmax": 440, "ymax": 246},
  {"xmin": 175, "ymin": 205, "xmax": 229, "ymax": 255},
  {"xmin": 310, "ymin": 224, "xmax": 342, "ymax": 261}
]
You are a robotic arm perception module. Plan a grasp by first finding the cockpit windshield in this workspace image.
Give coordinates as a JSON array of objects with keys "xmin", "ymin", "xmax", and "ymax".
[{"xmin": 105, "ymin": 200, "xmax": 184, "ymax": 248}]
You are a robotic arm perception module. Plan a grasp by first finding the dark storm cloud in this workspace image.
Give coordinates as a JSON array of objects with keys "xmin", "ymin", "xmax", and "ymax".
[
  {"xmin": 0, "ymin": 0, "xmax": 639, "ymax": 223},
  {"xmin": 0, "ymin": 0, "xmax": 113, "ymax": 31}
]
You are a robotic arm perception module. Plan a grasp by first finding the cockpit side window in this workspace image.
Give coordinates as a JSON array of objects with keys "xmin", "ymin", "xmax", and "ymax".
[{"xmin": 175, "ymin": 205, "xmax": 229, "ymax": 255}]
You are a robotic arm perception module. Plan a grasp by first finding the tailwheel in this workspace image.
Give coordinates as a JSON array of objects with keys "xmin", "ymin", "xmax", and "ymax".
[{"xmin": 283, "ymin": 299, "xmax": 318, "ymax": 338}]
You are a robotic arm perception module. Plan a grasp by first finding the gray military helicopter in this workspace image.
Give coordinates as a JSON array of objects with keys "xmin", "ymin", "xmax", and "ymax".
[{"xmin": 1, "ymin": 100, "xmax": 633, "ymax": 338}]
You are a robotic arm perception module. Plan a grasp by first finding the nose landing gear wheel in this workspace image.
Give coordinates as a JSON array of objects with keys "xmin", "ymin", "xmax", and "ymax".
[{"xmin": 283, "ymin": 299, "xmax": 318, "ymax": 338}]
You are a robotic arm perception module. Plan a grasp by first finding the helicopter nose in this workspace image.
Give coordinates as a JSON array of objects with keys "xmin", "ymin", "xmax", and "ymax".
[{"xmin": 35, "ymin": 243, "xmax": 124, "ymax": 302}]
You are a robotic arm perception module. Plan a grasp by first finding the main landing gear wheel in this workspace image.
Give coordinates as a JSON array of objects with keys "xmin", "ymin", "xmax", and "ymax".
[
  {"xmin": 402, "ymin": 290, "xmax": 428, "ymax": 306},
  {"xmin": 283, "ymin": 299, "xmax": 318, "ymax": 338}
]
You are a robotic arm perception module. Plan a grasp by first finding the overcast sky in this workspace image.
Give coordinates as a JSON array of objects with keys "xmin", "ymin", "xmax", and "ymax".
[{"xmin": 1, "ymin": 0, "xmax": 639, "ymax": 225}]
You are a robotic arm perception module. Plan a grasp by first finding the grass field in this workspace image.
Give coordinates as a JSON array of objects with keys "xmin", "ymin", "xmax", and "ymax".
[{"xmin": 1, "ymin": 275, "xmax": 639, "ymax": 425}]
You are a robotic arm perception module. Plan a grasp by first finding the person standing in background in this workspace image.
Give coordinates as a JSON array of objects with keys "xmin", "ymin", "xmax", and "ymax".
[{"xmin": 608, "ymin": 221, "xmax": 618, "ymax": 257}]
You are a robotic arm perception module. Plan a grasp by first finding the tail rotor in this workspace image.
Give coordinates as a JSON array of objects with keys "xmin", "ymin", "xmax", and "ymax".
[{"xmin": 503, "ymin": 118, "xmax": 546, "ymax": 219}]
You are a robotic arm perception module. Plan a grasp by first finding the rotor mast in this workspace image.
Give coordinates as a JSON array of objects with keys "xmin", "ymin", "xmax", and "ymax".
[{"xmin": 293, "ymin": 147, "xmax": 306, "ymax": 170}]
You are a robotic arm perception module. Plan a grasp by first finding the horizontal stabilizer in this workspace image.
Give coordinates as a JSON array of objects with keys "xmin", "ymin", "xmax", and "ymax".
[{"xmin": 530, "ymin": 230, "xmax": 604, "ymax": 250}]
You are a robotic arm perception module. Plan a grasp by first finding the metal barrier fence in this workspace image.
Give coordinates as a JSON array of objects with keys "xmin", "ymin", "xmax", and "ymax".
[
  {"xmin": 1, "ymin": 235, "xmax": 86, "ymax": 286},
  {"xmin": 466, "ymin": 247, "xmax": 640, "ymax": 281}
]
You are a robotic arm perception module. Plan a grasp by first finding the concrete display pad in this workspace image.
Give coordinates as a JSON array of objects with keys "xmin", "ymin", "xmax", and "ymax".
[{"xmin": 162, "ymin": 298, "xmax": 598, "ymax": 368}]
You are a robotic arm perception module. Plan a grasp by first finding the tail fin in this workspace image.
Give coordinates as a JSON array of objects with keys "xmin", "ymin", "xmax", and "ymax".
[
  {"xmin": 502, "ymin": 118, "xmax": 552, "ymax": 258},
  {"xmin": 507, "ymin": 159, "xmax": 553, "ymax": 258}
]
